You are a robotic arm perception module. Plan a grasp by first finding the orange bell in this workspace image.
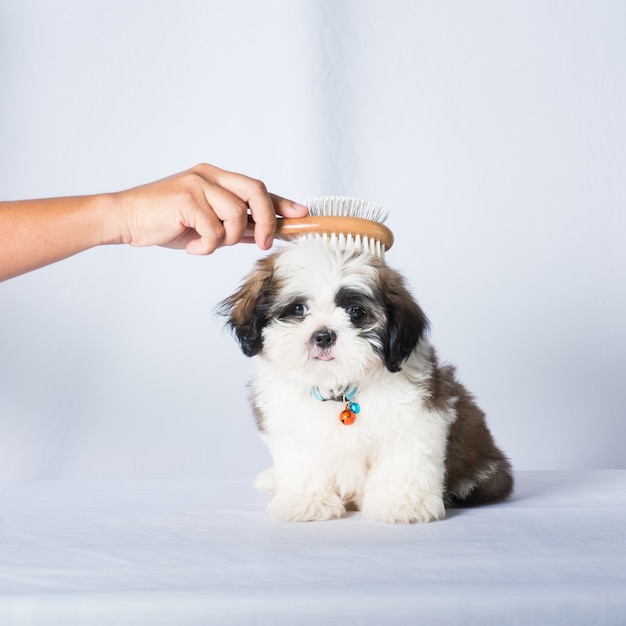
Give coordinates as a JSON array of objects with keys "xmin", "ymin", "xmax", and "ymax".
[{"xmin": 339, "ymin": 407, "xmax": 357, "ymax": 425}]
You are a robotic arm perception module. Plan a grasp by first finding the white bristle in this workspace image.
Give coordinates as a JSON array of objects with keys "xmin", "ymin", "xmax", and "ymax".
[
  {"xmin": 305, "ymin": 196, "xmax": 389, "ymax": 223},
  {"xmin": 303, "ymin": 196, "xmax": 390, "ymax": 259},
  {"xmin": 301, "ymin": 231, "xmax": 385, "ymax": 258}
]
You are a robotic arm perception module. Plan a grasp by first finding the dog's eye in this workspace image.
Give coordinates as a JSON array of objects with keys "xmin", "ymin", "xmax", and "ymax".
[
  {"xmin": 346, "ymin": 305, "xmax": 366, "ymax": 321},
  {"xmin": 292, "ymin": 303, "xmax": 308, "ymax": 318}
]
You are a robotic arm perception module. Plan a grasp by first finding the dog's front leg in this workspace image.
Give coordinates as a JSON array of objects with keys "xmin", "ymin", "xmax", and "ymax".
[
  {"xmin": 267, "ymin": 487, "xmax": 346, "ymax": 522},
  {"xmin": 261, "ymin": 458, "xmax": 346, "ymax": 522},
  {"xmin": 361, "ymin": 423, "xmax": 447, "ymax": 524},
  {"xmin": 362, "ymin": 461, "xmax": 446, "ymax": 524}
]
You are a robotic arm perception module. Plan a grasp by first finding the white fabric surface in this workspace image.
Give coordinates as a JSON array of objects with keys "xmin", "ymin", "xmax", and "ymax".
[{"xmin": 0, "ymin": 471, "xmax": 624, "ymax": 625}]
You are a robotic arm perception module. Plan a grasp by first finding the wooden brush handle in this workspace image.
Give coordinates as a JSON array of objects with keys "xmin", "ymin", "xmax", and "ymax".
[{"xmin": 273, "ymin": 216, "xmax": 394, "ymax": 250}]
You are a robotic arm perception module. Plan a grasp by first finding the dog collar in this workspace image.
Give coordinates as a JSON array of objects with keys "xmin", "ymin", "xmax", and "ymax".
[
  {"xmin": 310, "ymin": 385, "xmax": 357, "ymax": 403},
  {"xmin": 310, "ymin": 385, "xmax": 360, "ymax": 426}
]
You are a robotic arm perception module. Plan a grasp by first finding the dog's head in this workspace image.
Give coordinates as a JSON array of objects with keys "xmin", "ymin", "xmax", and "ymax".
[{"xmin": 218, "ymin": 240, "xmax": 428, "ymax": 389}]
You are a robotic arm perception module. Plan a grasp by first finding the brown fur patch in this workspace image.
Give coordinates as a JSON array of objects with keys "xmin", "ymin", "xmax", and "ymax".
[
  {"xmin": 373, "ymin": 261, "xmax": 430, "ymax": 372},
  {"xmin": 218, "ymin": 254, "xmax": 281, "ymax": 357},
  {"xmin": 220, "ymin": 255, "xmax": 276, "ymax": 330},
  {"xmin": 421, "ymin": 347, "xmax": 456, "ymax": 412},
  {"xmin": 248, "ymin": 383, "xmax": 267, "ymax": 433},
  {"xmin": 418, "ymin": 348, "xmax": 513, "ymax": 505},
  {"xmin": 444, "ymin": 376, "xmax": 514, "ymax": 505}
]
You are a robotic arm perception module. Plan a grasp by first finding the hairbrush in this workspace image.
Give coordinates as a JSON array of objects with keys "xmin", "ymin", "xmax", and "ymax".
[{"xmin": 273, "ymin": 196, "xmax": 394, "ymax": 259}]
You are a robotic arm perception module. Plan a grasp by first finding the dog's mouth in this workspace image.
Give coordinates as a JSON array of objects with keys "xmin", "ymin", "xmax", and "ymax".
[{"xmin": 310, "ymin": 346, "xmax": 335, "ymax": 362}]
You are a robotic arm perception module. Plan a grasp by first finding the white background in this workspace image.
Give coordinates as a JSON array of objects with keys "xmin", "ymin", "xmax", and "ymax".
[{"xmin": 1, "ymin": 0, "xmax": 624, "ymax": 489}]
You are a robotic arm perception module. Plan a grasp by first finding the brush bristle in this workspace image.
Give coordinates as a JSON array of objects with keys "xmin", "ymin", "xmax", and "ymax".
[
  {"xmin": 298, "ymin": 231, "xmax": 386, "ymax": 258},
  {"xmin": 302, "ymin": 196, "xmax": 391, "ymax": 259},
  {"xmin": 305, "ymin": 196, "xmax": 389, "ymax": 223}
]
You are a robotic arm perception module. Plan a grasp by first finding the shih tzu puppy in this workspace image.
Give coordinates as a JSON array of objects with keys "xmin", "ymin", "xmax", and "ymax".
[{"xmin": 219, "ymin": 240, "xmax": 513, "ymax": 523}]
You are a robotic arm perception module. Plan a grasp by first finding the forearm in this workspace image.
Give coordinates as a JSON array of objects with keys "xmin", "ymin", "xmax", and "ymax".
[
  {"xmin": 0, "ymin": 194, "xmax": 121, "ymax": 282},
  {"xmin": 0, "ymin": 164, "xmax": 308, "ymax": 281}
]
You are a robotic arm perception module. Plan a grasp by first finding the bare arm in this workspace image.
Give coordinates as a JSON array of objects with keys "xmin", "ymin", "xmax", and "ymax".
[{"xmin": 0, "ymin": 164, "xmax": 307, "ymax": 282}]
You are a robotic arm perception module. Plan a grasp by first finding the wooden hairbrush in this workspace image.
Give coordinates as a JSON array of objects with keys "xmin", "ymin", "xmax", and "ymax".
[{"xmin": 274, "ymin": 196, "xmax": 394, "ymax": 259}]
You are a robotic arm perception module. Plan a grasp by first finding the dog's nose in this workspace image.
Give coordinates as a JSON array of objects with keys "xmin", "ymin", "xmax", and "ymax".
[{"xmin": 312, "ymin": 329, "xmax": 337, "ymax": 348}]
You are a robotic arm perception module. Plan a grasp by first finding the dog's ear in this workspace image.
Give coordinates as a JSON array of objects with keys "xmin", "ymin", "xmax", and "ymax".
[
  {"xmin": 217, "ymin": 255, "xmax": 277, "ymax": 357},
  {"xmin": 378, "ymin": 265, "xmax": 430, "ymax": 373}
]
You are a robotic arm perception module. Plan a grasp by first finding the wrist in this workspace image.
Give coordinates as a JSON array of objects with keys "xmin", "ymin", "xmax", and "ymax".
[{"xmin": 96, "ymin": 192, "xmax": 128, "ymax": 246}]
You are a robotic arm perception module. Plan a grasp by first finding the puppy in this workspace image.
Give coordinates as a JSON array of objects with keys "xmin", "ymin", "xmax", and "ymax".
[{"xmin": 219, "ymin": 240, "xmax": 513, "ymax": 523}]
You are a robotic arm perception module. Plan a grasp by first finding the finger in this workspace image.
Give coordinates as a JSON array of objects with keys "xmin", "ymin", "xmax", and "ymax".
[
  {"xmin": 270, "ymin": 194, "xmax": 309, "ymax": 218},
  {"xmin": 198, "ymin": 184, "xmax": 250, "ymax": 248},
  {"xmin": 241, "ymin": 202, "xmax": 300, "ymax": 240},
  {"xmin": 178, "ymin": 182, "xmax": 247, "ymax": 253},
  {"xmin": 186, "ymin": 232, "xmax": 222, "ymax": 255},
  {"xmin": 243, "ymin": 195, "xmax": 308, "ymax": 246},
  {"xmin": 240, "ymin": 182, "xmax": 276, "ymax": 250},
  {"xmin": 184, "ymin": 208, "xmax": 225, "ymax": 255},
  {"xmin": 193, "ymin": 165, "xmax": 308, "ymax": 249},
  {"xmin": 208, "ymin": 170, "xmax": 277, "ymax": 250}
]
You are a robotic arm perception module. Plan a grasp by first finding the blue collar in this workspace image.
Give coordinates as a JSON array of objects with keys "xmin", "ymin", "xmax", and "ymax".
[{"xmin": 310, "ymin": 385, "xmax": 358, "ymax": 403}]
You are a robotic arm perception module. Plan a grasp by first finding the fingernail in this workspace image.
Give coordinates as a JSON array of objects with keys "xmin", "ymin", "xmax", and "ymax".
[{"xmin": 264, "ymin": 234, "xmax": 274, "ymax": 249}]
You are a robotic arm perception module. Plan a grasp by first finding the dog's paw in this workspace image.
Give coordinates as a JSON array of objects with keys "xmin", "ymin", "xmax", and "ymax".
[
  {"xmin": 267, "ymin": 492, "xmax": 346, "ymax": 522},
  {"xmin": 362, "ymin": 491, "xmax": 445, "ymax": 524},
  {"xmin": 253, "ymin": 467, "xmax": 276, "ymax": 496}
]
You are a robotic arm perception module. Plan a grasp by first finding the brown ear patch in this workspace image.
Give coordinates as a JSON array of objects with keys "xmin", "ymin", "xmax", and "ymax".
[
  {"xmin": 375, "ymin": 262, "xmax": 430, "ymax": 372},
  {"xmin": 218, "ymin": 254, "xmax": 279, "ymax": 357}
]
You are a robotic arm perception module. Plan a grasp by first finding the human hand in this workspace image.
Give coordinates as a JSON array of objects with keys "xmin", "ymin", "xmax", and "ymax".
[{"xmin": 111, "ymin": 163, "xmax": 308, "ymax": 254}]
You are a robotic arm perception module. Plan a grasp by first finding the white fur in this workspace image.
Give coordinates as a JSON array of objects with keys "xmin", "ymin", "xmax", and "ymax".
[
  {"xmin": 261, "ymin": 241, "xmax": 383, "ymax": 391},
  {"xmin": 252, "ymin": 350, "xmax": 454, "ymax": 523},
  {"xmin": 245, "ymin": 241, "xmax": 457, "ymax": 524}
]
